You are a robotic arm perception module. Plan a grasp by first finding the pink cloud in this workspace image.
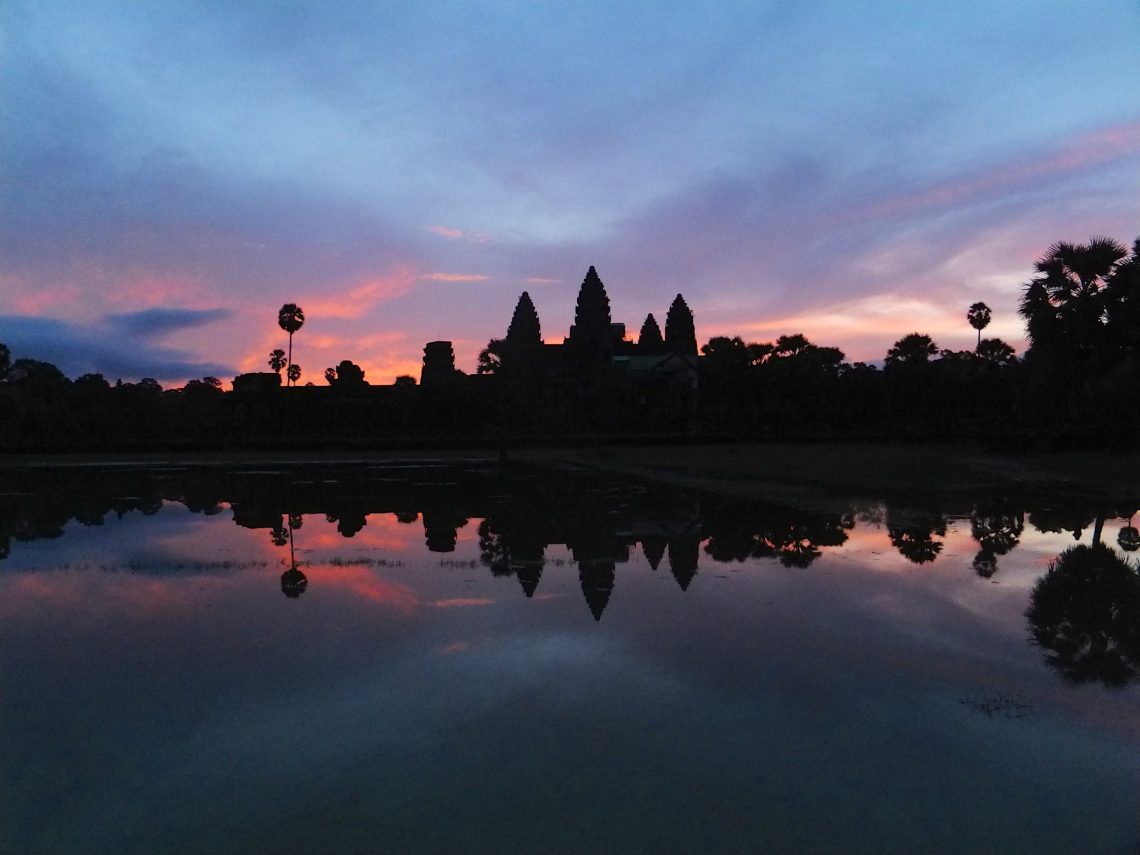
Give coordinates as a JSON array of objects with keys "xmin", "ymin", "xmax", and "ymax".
[
  {"xmin": 302, "ymin": 268, "xmax": 419, "ymax": 320},
  {"xmin": 418, "ymin": 273, "xmax": 491, "ymax": 283},
  {"xmin": 428, "ymin": 597, "xmax": 495, "ymax": 608},
  {"xmin": 857, "ymin": 121, "xmax": 1140, "ymax": 224},
  {"xmin": 427, "ymin": 225, "xmax": 465, "ymax": 239},
  {"xmin": 425, "ymin": 225, "xmax": 488, "ymax": 243},
  {"xmin": 300, "ymin": 513, "xmax": 426, "ymax": 553},
  {"xmin": 304, "ymin": 563, "xmax": 420, "ymax": 612}
]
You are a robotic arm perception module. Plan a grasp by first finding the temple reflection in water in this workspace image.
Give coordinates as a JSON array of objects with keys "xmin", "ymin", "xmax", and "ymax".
[
  {"xmin": 4, "ymin": 460, "xmax": 1140, "ymax": 855},
  {"xmin": 1, "ymin": 463, "xmax": 1137, "ymax": 664}
]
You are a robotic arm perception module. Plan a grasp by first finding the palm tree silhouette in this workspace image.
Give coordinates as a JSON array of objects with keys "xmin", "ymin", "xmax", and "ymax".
[
  {"xmin": 1018, "ymin": 237, "xmax": 1127, "ymax": 373},
  {"xmin": 1026, "ymin": 543, "xmax": 1140, "ymax": 687},
  {"xmin": 1119, "ymin": 515, "xmax": 1139, "ymax": 552},
  {"xmin": 885, "ymin": 333, "xmax": 938, "ymax": 368},
  {"xmin": 277, "ymin": 303, "xmax": 305, "ymax": 386},
  {"xmin": 967, "ymin": 302, "xmax": 991, "ymax": 348},
  {"xmin": 268, "ymin": 348, "xmax": 287, "ymax": 376},
  {"xmin": 287, "ymin": 363, "xmax": 302, "ymax": 385}
]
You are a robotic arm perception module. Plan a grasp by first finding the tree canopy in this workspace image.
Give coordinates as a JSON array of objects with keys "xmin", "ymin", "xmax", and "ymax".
[{"xmin": 885, "ymin": 333, "xmax": 938, "ymax": 368}]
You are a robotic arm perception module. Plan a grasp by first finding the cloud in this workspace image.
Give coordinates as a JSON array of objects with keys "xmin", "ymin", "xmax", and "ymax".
[
  {"xmin": 104, "ymin": 308, "xmax": 232, "ymax": 338},
  {"xmin": 2, "ymin": 1, "xmax": 1137, "ymax": 382},
  {"xmin": 301, "ymin": 272, "xmax": 419, "ymax": 320},
  {"xmin": 0, "ymin": 315, "xmax": 233, "ymax": 382},
  {"xmin": 426, "ymin": 225, "xmax": 489, "ymax": 244},
  {"xmin": 417, "ymin": 273, "xmax": 491, "ymax": 283},
  {"xmin": 845, "ymin": 121, "xmax": 1140, "ymax": 227},
  {"xmin": 427, "ymin": 225, "xmax": 465, "ymax": 239}
]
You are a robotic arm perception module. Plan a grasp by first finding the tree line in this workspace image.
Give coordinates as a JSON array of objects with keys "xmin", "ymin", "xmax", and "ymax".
[{"xmin": 0, "ymin": 235, "xmax": 1136, "ymax": 450}]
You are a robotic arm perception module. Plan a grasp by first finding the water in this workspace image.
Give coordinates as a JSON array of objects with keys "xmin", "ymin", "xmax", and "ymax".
[{"xmin": 1, "ymin": 462, "xmax": 1137, "ymax": 854}]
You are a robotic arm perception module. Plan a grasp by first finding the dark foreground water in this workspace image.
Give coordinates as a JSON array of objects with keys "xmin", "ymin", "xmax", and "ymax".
[{"xmin": 1, "ymin": 462, "xmax": 1137, "ymax": 854}]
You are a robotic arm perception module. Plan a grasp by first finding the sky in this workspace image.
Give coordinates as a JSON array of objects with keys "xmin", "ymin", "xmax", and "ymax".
[{"xmin": 1, "ymin": 1, "xmax": 1138, "ymax": 386}]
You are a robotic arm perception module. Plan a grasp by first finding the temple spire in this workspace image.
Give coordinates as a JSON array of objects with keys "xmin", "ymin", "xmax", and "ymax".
[
  {"xmin": 664, "ymin": 293, "xmax": 697, "ymax": 355},
  {"xmin": 569, "ymin": 266, "xmax": 612, "ymax": 358},
  {"xmin": 638, "ymin": 313, "xmax": 665, "ymax": 353},
  {"xmin": 506, "ymin": 291, "xmax": 542, "ymax": 345}
]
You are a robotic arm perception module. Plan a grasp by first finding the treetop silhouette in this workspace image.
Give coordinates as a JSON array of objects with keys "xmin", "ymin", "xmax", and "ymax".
[
  {"xmin": 278, "ymin": 303, "xmax": 305, "ymax": 387},
  {"xmin": 1019, "ymin": 236, "xmax": 1129, "ymax": 375},
  {"xmin": 885, "ymin": 333, "xmax": 938, "ymax": 368},
  {"xmin": 325, "ymin": 360, "xmax": 366, "ymax": 386},
  {"xmin": 966, "ymin": 302, "xmax": 991, "ymax": 347}
]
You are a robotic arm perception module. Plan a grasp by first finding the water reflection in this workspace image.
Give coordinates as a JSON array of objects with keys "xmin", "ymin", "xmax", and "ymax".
[
  {"xmin": 1027, "ymin": 543, "xmax": 1140, "ymax": 688},
  {"xmin": 279, "ymin": 512, "xmax": 307, "ymax": 598},
  {"xmin": 970, "ymin": 497, "xmax": 1024, "ymax": 578},
  {"xmin": 0, "ymin": 462, "xmax": 1137, "ymax": 675},
  {"xmin": 3, "ymin": 462, "xmax": 1139, "ymax": 854}
]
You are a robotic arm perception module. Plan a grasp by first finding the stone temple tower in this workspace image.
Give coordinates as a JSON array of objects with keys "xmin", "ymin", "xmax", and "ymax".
[{"xmin": 567, "ymin": 266, "xmax": 613, "ymax": 362}]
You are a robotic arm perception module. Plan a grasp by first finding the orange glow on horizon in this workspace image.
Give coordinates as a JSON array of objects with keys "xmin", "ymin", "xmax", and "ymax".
[{"xmin": 707, "ymin": 293, "xmax": 1027, "ymax": 362}]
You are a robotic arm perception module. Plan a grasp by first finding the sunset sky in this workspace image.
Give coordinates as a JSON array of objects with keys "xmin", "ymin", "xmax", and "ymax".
[{"xmin": 2, "ymin": 1, "xmax": 1138, "ymax": 386}]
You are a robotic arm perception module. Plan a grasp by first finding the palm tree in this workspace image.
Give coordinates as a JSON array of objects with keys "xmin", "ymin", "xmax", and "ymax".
[
  {"xmin": 268, "ymin": 348, "xmax": 287, "ymax": 375},
  {"xmin": 476, "ymin": 339, "xmax": 506, "ymax": 375},
  {"xmin": 287, "ymin": 363, "xmax": 302, "ymax": 385},
  {"xmin": 976, "ymin": 338, "xmax": 1017, "ymax": 365},
  {"xmin": 885, "ymin": 333, "xmax": 938, "ymax": 368},
  {"xmin": 277, "ymin": 303, "xmax": 305, "ymax": 386},
  {"xmin": 1018, "ymin": 237, "xmax": 1127, "ymax": 375},
  {"xmin": 967, "ymin": 302, "xmax": 991, "ymax": 347}
]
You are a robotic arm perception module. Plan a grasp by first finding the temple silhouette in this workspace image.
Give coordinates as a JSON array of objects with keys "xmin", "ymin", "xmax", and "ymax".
[
  {"xmin": 230, "ymin": 266, "xmax": 701, "ymax": 439},
  {"xmin": 4, "ymin": 234, "xmax": 1137, "ymax": 451},
  {"xmin": 468, "ymin": 266, "xmax": 700, "ymax": 430},
  {"xmin": 476, "ymin": 265, "xmax": 700, "ymax": 395}
]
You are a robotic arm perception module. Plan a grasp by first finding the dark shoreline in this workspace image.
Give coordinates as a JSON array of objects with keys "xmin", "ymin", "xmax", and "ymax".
[{"xmin": 3, "ymin": 440, "xmax": 1138, "ymax": 509}]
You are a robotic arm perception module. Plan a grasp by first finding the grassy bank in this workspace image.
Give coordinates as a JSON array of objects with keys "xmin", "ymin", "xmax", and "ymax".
[
  {"xmin": 4, "ymin": 441, "xmax": 1138, "ymax": 508},
  {"xmin": 519, "ymin": 442, "xmax": 1140, "ymax": 507}
]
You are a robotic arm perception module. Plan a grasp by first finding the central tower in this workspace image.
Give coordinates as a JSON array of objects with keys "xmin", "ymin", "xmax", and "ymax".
[{"xmin": 567, "ymin": 265, "xmax": 613, "ymax": 361}]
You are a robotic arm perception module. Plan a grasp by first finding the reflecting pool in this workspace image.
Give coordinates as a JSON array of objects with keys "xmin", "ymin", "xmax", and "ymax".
[{"xmin": 2, "ymin": 462, "xmax": 1137, "ymax": 854}]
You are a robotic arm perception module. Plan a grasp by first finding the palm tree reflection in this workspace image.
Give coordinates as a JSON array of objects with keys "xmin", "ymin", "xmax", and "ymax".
[
  {"xmin": 280, "ymin": 512, "xmax": 307, "ymax": 598},
  {"xmin": 887, "ymin": 508, "xmax": 946, "ymax": 564},
  {"xmin": 1117, "ymin": 514, "xmax": 1139, "ymax": 553},
  {"xmin": 1026, "ymin": 543, "xmax": 1140, "ymax": 688},
  {"xmin": 970, "ymin": 499, "xmax": 1024, "ymax": 578}
]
